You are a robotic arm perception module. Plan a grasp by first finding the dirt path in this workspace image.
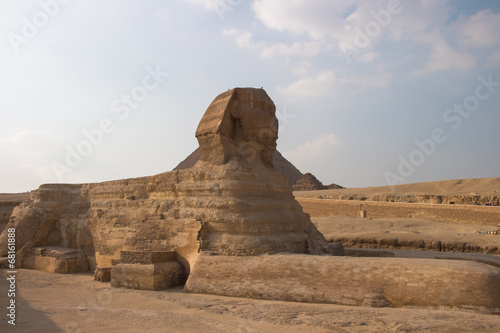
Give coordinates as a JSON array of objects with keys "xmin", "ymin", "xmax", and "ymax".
[{"xmin": 1, "ymin": 269, "xmax": 500, "ymax": 333}]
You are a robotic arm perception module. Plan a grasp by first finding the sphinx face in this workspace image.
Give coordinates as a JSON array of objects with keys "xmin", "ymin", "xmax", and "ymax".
[{"xmin": 196, "ymin": 88, "xmax": 278, "ymax": 168}]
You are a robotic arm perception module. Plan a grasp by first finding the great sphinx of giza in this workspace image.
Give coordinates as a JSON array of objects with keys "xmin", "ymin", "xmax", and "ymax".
[
  {"xmin": 1, "ymin": 88, "xmax": 499, "ymax": 313},
  {"xmin": 0, "ymin": 88, "xmax": 328, "ymax": 272}
]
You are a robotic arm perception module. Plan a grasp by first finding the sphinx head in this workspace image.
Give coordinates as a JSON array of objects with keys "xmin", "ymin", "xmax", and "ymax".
[{"xmin": 195, "ymin": 88, "xmax": 278, "ymax": 168}]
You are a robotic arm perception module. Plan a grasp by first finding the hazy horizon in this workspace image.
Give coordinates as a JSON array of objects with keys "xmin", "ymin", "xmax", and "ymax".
[{"xmin": 1, "ymin": 0, "xmax": 499, "ymax": 192}]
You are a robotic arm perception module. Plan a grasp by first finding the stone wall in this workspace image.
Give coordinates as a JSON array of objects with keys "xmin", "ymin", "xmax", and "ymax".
[
  {"xmin": 186, "ymin": 253, "xmax": 500, "ymax": 314},
  {"xmin": 297, "ymin": 198, "xmax": 500, "ymax": 226}
]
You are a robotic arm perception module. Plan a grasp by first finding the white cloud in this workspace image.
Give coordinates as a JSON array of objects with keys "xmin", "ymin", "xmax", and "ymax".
[
  {"xmin": 283, "ymin": 133, "xmax": 339, "ymax": 161},
  {"xmin": 233, "ymin": 0, "xmax": 492, "ymax": 76},
  {"xmin": 277, "ymin": 70, "xmax": 390, "ymax": 98},
  {"xmin": 252, "ymin": 0, "xmax": 449, "ymax": 46},
  {"xmin": 348, "ymin": 71, "xmax": 391, "ymax": 88},
  {"xmin": 454, "ymin": 9, "xmax": 500, "ymax": 48},
  {"xmin": 358, "ymin": 51, "xmax": 378, "ymax": 62},
  {"xmin": 223, "ymin": 29, "xmax": 320, "ymax": 59},
  {"xmin": 260, "ymin": 41, "xmax": 320, "ymax": 59},
  {"xmin": 252, "ymin": 0, "xmax": 342, "ymax": 39},
  {"xmin": 182, "ymin": 0, "xmax": 241, "ymax": 18},
  {"xmin": 486, "ymin": 49, "xmax": 500, "ymax": 67},
  {"xmin": 222, "ymin": 29, "xmax": 256, "ymax": 49},
  {"xmin": 290, "ymin": 59, "xmax": 313, "ymax": 76},
  {"xmin": 277, "ymin": 71, "xmax": 337, "ymax": 98},
  {"xmin": 383, "ymin": 0, "xmax": 450, "ymax": 42},
  {"xmin": 248, "ymin": 0, "xmax": 469, "ymax": 73},
  {"xmin": 413, "ymin": 31, "xmax": 476, "ymax": 75},
  {"xmin": 234, "ymin": 30, "xmax": 253, "ymax": 49},
  {"xmin": 182, "ymin": 0, "xmax": 232, "ymax": 10},
  {"xmin": 0, "ymin": 130, "xmax": 59, "ymax": 160}
]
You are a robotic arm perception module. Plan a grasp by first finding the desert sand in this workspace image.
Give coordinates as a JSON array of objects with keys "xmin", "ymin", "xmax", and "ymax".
[
  {"xmin": 314, "ymin": 216, "xmax": 500, "ymax": 254},
  {"xmin": 2, "ymin": 268, "xmax": 500, "ymax": 333}
]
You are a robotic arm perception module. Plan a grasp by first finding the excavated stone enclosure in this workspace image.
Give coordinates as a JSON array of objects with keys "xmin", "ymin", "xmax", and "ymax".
[{"xmin": 1, "ymin": 88, "xmax": 499, "ymax": 314}]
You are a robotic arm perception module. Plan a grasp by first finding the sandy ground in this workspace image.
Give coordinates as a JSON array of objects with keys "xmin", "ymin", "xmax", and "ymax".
[
  {"xmin": 1, "ymin": 269, "xmax": 500, "ymax": 333},
  {"xmin": 314, "ymin": 216, "xmax": 500, "ymax": 250}
]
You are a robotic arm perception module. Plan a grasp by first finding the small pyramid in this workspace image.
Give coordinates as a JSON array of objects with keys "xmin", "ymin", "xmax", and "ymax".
[{"xmin": 292, "ymin": 173, "xmax": 327, "ymax": 191}]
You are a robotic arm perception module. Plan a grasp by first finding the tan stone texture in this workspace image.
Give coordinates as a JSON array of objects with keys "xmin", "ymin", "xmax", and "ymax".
[
  {"xmin": 111, "ymin": 262, "xmax": 184, "ymax": 290},
  {"xmin": 186, "ymin": 253, "xmax": 500, "ymax": 314},
  {"xmin": 22, "ymin": 246, "xmax": 89, "ymax": 274},
  {"xmin": 195, "ymin": 88, "xmax": 278, "ymax": 168},
  {"xmin": 0, "ymin": 88, "xmax": 328, "ymax": 276}
]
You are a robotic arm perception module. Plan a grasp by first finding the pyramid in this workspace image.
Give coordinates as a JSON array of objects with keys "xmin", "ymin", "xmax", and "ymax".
[{"xmin": 292, "ymin": 173, "xmax": 328, "ymax": 191}]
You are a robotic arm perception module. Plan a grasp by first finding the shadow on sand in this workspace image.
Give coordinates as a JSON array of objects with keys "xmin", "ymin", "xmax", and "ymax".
[{"xmin": 0, "ymin": 269, "xmax": 63, "ymax": 333}]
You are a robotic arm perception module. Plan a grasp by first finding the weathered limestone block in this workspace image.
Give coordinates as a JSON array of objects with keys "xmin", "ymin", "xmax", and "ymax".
[
  {"xmin": 0, "ymin": 184, "xmax": 94, "ymax": 269},
  {"xmin": 111, "ymin": 262, "xmax": 185, "ymax": 290},
  {"xmin": 120, "ymin": 250, "xmax": 176, "ymax": 264},
  {"xmin": 22, "ymin": 246, "xmax": 89, "ymax": 274},
  {"xmin": 186, "ymin": 253, "xmax": 500, "ymax": 314},
  {"xmin": 94, "ymin": 266, "xmax": 112, "ymax": 282}
]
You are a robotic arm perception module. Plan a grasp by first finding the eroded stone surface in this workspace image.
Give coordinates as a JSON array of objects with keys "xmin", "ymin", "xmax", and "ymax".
[
  {"xmin": 111, "ymin": 262, "xmax": 185, "ymax": 290},
  {"xmin": 186, "ymin": 253, "xmax": 500, "ymax": 313},
  {"xmin": 195, "ymin": 88, "xmax": 278, "ymax": 168},
  {"xmin": 22, "ymin": 246, "xmax": 89, "ymax": 274},
  {"xmin": 0, "ymin": 88, "xmax": 328, "ymax": 277}
]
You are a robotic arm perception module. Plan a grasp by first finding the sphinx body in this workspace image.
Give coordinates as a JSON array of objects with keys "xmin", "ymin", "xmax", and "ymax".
[{"xmin": 0, "ymin": 88, "xmax": 328, "ymax": 274}]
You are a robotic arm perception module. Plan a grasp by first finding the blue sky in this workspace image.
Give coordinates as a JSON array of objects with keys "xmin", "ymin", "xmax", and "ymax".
[{"xmin": 1, "ymin": 0, "xmax": 499, "ymax": 192}]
